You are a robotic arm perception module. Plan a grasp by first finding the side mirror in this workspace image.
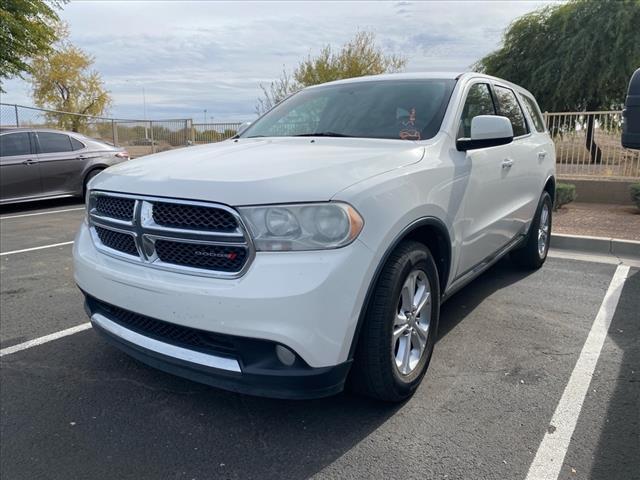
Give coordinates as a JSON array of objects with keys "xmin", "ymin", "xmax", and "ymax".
[
  {"xmin": 622, "ymin": 68, "xmax": 640, "ymax": 150},
  {"xmin": 456, "ymin": 115, "xmax": 514, "ymax": 152},
  {"xmin": 237, "ymin": 121, "xmax": 252, "ymax": 135}
]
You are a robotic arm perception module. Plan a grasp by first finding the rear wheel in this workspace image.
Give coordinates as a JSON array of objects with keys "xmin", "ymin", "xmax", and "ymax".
[
  {"xmin": 511, "ymin": 191, "xmax": 552, "ymax": 269},
  {"xmin": 350, "ymin": 240, "xmax": 440, "ymax": 402}
]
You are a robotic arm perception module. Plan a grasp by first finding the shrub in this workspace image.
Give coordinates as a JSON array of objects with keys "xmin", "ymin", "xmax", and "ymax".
[
  {"xmin": 555, "ymin": 183, "xmax": 576, "ymax": 210},
  {"xmin": 631, "ymin": 183, "xmax": 640, "ymax": 210}
]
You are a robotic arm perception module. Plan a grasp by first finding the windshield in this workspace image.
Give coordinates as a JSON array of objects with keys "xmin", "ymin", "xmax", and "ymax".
[{"xmin": 241, "ymin": 79, "xmax": 456, "ymax": 141}]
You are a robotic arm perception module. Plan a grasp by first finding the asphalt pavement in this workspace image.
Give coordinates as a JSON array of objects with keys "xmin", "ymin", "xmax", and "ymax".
[{"xmin": 0, "ymin": 199, "xmax": 638, "ymax": 480}]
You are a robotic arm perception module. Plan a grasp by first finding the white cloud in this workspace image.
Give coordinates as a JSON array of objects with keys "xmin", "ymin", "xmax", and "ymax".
[{"xmin": 2, "ymin": 0, "xmax": 553, "ymax": 121}]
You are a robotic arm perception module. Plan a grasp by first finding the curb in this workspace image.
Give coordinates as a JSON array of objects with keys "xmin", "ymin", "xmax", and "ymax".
[{"xmin": 551, "ymin": 233, "xmax": 640, "ymax": 259}]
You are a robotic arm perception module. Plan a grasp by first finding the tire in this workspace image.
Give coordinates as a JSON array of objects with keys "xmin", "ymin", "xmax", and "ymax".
[
  {"xmin": 83, "ymin": 169, "xmax": 103, "ymax": 198},
  {"xmin": 510, "ymin": 191, "xmax": 552, "ymax": 269},
  {"xmin": 350, "ymin": 240, "xmax": 440, "ymax": 402}
]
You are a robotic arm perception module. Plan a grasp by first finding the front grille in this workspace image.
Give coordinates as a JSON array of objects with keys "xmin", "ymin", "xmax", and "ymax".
[
  {"xmin": 153, "ymin": 203, "xmax": 238, "ymax": 232},
  {"xmin": 95, "ymin": 196, "xmax": 135, "ymax": 221},
  {"xmin": 89, "ymin": 192, "xmax": 253, "ymax": 277},
  {"xmin": 92, "ymin": 298, "xmax": 237, "ymax": 357},
  {"xmin": 95, "ymin": 226, "xmax": 138, "ymax": 256},
  {"xmin": 155, "ymin": 240, "xmax": 247, "ymax": 272}
]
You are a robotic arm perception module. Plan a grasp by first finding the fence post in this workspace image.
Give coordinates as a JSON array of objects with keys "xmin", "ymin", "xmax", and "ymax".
[
  {"xmin": 150, "ymin": 121, "xmax": 155, "ymax": 154},
  {"xmin": 185, "ymin": 119, "xmax": 191, "ymax": 146},
  {"xmin": 112, "ymin": 119, "xmax": 118, "ymax": 146},
  {"xmin": 14, "ymin": 104, "xmax": 19, "ymax": 126}
]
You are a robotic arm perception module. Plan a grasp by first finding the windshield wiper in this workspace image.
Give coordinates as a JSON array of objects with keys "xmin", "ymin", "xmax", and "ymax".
[{"xmin": 293, "ymin": 132, "xmax": 353, "ymax": 138}]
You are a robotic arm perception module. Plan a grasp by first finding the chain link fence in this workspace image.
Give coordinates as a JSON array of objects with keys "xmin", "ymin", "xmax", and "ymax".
[{"xmin": 1, "ymin": 103, "xmax": 241, "ymax": 157}]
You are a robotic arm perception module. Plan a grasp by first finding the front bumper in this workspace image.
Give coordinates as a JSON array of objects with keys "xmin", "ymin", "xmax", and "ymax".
[
  {"xmin": 74, "ymin": 222, "xmax": 376, "ymax": 396},
  {"xmin": 85, "ymin": 295, "xmax": 351, "ymax": 399}
]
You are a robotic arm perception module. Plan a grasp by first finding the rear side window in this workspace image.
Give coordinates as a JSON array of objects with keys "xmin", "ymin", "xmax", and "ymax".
[
  {"xmin": 70, "ymin": 137, "xmax": 85, "ymax": 150},
  {"xmin": 458, "ymin": 83, "xmax": 496, "ymax": 138},
  {"xmin": 37, "ymin": 132, "xmax": 73, "ymax": 153},
  {"xmin": 0, "ymin": 132, "xmax": 31, "ymax": 157},
  {"xmin": 521, "ymin": 94, "xmax": 546, "ymax": 132},
  {"xmin": 494, "ymin": 86, "xmax": 529, "ymax": 137}
]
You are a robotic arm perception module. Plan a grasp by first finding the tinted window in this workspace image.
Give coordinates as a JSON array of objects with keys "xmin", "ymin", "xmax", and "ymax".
[
  {"xmin": 521, "ymin": 94, "xmax": 546, "ymax": 132},
  {"xmin": 0, "ymin": 132, "xmax": 31, "ymax": 157},
  {"xmin": 458, "ymin": 83, "xmax": 496, "ymax": 138},
  {"xmin": 38, "ymin": 132, "xmax": 73, "ymax": 153},
  {"xmin": 494, "ymin": 86, "xmax": 528, "ymax": 137},
  {"xmin": 70, "ymin": 137, "xmax": 85, "ymax": 150},
  {"xmin": 241, "ymin": 79, "xmax": 456, "ymax": 141}
]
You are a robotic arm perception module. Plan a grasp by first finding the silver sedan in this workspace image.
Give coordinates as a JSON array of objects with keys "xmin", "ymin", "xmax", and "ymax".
[{"xmin": 0, "ymin": 127, "xmax": 130, "ymax": 205}]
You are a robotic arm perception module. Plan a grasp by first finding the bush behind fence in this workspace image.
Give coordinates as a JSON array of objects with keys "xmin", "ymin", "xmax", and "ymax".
[{"xmin": 2, "ymin": 103, "xmax": 638, "ymax": 179}]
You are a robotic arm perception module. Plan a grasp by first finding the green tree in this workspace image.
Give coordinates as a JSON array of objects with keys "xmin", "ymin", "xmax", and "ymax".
[
  {"xmin": 475, "ymin": 0, "xmax": 640, "ymax": 163},
  {"xmin": 256, "ymin": 31, "xmax": 406, "ymax": 114},
  {"xmin": 0, "ymin": 0, "xmax": 64, "ymax": 92},
  {"xmin": 30, "ymin": 28, "xmax": 111, "ymax": 132}
]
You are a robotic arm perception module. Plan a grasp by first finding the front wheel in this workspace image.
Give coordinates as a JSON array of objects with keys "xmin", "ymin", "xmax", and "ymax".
[
  {"xmin": 511, "ymin": 191, "xmax": 552, "ymax": 269},
  {"xmin": 350, "ymin": 240, "xmax": 440, "ymax": 402}
]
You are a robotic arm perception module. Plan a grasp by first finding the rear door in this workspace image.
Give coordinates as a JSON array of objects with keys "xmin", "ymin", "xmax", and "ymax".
[
  {"xmin": 0, "ymin": 131, "xmax": 42, "ymax": 203},
  {"xmin": 492, "ymin": 84, "xmax": 540, "ymax": 234},
  {"xmin": 35, "ymin": 131, "xmax": 86, "ymax": 196}
]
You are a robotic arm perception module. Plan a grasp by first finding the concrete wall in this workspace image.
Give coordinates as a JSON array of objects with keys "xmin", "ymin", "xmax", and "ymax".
[{"xmin": 557, "ymin": 177, "xmax": 637, "ymax": 205}]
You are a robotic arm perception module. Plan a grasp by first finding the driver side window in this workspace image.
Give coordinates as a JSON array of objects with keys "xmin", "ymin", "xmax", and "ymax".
[{"xmin": 458, "ymin": 83, "xmax": 496, "ymax": 138}]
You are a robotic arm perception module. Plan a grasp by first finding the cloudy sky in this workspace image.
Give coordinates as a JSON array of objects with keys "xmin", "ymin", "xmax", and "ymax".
[{"xmin": 2, "ymin": 0, "xmax": 553, "ymax": 122}]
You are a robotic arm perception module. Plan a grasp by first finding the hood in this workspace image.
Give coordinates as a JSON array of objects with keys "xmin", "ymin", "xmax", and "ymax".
[{"xmin": 91, "ymin": 137, "xmax": 425, "ymax": 205}]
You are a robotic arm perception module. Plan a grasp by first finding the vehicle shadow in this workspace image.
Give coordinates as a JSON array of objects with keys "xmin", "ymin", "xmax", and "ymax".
[
  {"xmin": 589, "ymin": 269, "xmax": 639, "ymax": 479},
  {"xmin": 438, "ymin": 256, "xmax": 537, "ymax": 339}
]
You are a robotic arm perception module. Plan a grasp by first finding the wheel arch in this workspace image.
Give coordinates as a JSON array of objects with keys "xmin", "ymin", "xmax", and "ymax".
[
  {"xmin": 543, "ymin": 175, "xmax": 556, "ymax": 207},
  {"xmin": 348, "ymin": 216, "xmax": 452, "ymax": 359},
  {"xmin": 82, "ymin": 166, "xmax": 107, "ymax": 197}
]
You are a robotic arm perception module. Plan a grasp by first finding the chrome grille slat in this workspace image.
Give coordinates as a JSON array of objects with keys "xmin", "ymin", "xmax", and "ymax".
[{"xmin": 87, "ymin": 192, "xmax": 255, "ymax": 279}]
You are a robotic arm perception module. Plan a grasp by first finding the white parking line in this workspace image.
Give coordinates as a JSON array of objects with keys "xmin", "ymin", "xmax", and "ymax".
[
  {"xmin": 0, "ymin": 323, "xmax": 91, "ymax": 357},
  {"xmin": 0, "ymin": 241, "xmax": 74, "ymax": 256},
  {"xmin": 525, "ymin": 264, "xmax": 630, "ymax": 480},
  {"xmin": 0, "ymin": 207, "xmax": 84, "ymax": 220}
]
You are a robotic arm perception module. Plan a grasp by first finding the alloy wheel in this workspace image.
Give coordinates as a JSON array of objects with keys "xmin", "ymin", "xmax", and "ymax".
[{"xmin": 393, "ymin": 269, "xmax": 432, "ymax": 376}]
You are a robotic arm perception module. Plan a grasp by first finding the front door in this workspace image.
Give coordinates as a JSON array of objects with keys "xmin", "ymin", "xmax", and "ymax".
[
  {"xmin": 0, "ymin": 131, "xmax": 42, "ymax": 203},
  {"xmin": 454, "ymin": 82, "xmax": 522, "ymax": 277}
]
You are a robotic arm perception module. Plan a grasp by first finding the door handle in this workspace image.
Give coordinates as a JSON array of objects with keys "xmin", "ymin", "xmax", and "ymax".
[
  {"xmin": 76, "ymin": 155, "xmax": 87, "ymax": 160},
  {"xmin": 537, "ymin": 151, "xmax": 547, "ymax": 160},
  {"xmin": 501, "ymin": 158, "xmax": 514, "ymax": 169},
  {"xmin": 21, "ymin": 159, "xmax": 37, "ymax": 165}
]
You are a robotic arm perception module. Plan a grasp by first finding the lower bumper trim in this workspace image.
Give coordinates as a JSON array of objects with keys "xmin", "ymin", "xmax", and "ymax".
[{"xmin": 91, "ymin": 313, "xmax": 241, "ymax": 372}]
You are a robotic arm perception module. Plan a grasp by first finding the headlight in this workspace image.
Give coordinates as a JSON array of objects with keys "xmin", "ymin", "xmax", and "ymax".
[
  {"xmin": 239, "ymin": 202, "xmax": 364, "ymax": 251},
  {"xmin": 84, "ymin": 189, "xmax": 92, "ymax": 224}
]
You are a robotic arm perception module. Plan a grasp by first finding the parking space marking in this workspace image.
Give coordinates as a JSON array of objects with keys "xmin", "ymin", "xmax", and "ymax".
[
  {"xmin": 525, "ymin": 264, "xmax": 630, "ymax": 480},
  {"xmin": 0, "ymin": 208, "xmax": 84, "ymax": 220},
  {"xmin": 0, "ymin": 241, "xmax": 74, "ymax": 256},
  {"xmin": 0, "ymin": 323, "xmax": 91, "ymax": 357}
]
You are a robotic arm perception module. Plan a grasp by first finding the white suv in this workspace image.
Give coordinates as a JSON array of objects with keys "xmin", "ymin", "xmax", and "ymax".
[{"xmin": 74, "ymin": 72, "xmax": 555, "ymax": 401}]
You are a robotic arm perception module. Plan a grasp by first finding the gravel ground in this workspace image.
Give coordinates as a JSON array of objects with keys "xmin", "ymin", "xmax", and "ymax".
[{"xmin": 553, "ymin": 202, "xmax": 640, "ymax": 241}]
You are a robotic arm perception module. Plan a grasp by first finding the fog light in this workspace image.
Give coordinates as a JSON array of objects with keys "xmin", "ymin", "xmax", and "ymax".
[{"xmin": 275, "ymin": 345, "xmax": 296, "ymax": 366}]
